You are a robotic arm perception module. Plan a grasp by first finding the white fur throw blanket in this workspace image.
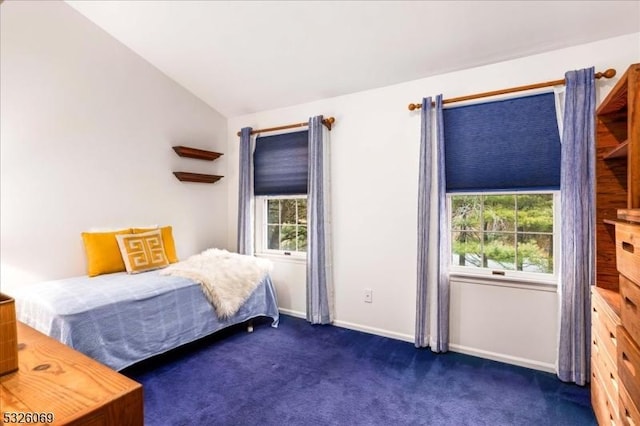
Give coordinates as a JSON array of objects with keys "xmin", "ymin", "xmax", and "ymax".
[{"xmin": 160, "ymin": 249, "xmax": 273, "ymax": 318}]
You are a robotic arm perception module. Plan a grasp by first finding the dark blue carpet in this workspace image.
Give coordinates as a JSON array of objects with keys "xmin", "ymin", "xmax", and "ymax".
[{"xmin": 123, "ymin": 314, "xmax": 595, "ymax": 426}]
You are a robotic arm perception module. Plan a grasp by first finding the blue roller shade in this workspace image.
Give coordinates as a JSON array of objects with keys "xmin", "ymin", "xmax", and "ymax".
[
  {"xmin": 254, "ymin": 130, "xmax": 308, "ymax": 195},
  {"xmin": 443, "ymin": 92, "xmax": 561, "ymax": 192}
]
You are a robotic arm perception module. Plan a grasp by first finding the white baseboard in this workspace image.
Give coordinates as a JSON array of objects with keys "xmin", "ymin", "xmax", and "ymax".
[
  {"xmin": 447, "ymin": 343, "xmax": 556, "ymax": 373},
  {"xmin": 278, "ymin": 308, "xmax": 306, "ymax": 319},
  {"xmin": 331, "ymin": 319, "xmax": 414, "ymax": 343},
  {"xmin": 277, "ymin": 308, "xmax": 556, "ymax": 374},
  {"xmin": 278, "ymin": 308, "xmax": 413, "ymax": 342}
]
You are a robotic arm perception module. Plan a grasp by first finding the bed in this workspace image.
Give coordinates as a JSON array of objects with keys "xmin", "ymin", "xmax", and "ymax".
[{"xmin": 11, "ymin": 269, "xmax": 279, "ymax": 371}]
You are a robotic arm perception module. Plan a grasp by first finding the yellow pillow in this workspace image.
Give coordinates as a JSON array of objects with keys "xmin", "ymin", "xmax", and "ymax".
[
  {"xmin": 115, "ymin": 230, "xmax": 169, "ymax": 274},
  {"xmin": 132, "ymin": 226, "xmax": 178, "ymax": 263},
  {"xmin": 82, "ymin": 229, "xmax": 133, "ymax": 277}
]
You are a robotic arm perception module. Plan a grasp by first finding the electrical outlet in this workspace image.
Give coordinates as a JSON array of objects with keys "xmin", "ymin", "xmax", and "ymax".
[{"xmin": 364, "ymin": 288, "xmax": 373, "ymax": 303}]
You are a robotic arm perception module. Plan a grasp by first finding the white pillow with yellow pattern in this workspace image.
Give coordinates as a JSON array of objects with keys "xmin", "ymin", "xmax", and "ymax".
[{"xmin": 115, "ymin": 229, "xmax": 169, "ymax": 274}]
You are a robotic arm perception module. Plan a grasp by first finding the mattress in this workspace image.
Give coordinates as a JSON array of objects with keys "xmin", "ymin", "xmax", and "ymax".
[{"xmin": 11, "ymin": 270, "xmax": 279, "ymax": 370}]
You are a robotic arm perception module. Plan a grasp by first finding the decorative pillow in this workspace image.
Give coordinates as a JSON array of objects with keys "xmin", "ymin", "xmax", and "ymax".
[
  {"xmin": 82, "ymin": 229, "xmax": 133, "ymax": 277},
  {"xmin": 88, "ymin": 226, "xmax": 139, "ymax": 232},
  {"xmin": 132, "ymin": 226, "xmax": 178, "ymax": 263},
  {"xmin": 116, "ymin": 230, "xmax": 169, "ymax": 274}
]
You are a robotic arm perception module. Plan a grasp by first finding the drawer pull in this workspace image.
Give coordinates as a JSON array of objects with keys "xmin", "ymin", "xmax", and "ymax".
[
  {"xmin": 623, "ymin": 352, "xmax": 637, "ymax": 376},
  {"xmin": 622, "ymin": 241, "xmax": 635, "ymax": 253},
  {"xmin": 610, "ymin": 372, "xmax": 618, "ymax": 390},
  {"xmin": 609, "ymin": 332, "xmax": 616, "ymax": 345},
  {"xmin": 625, "ymin": 296, "xmax": 638, "ymax": 311}
]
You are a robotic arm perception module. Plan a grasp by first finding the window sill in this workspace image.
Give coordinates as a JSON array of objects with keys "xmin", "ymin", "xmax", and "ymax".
[
  {"xmin": 449, "ymin": 271, "xmax": 557, "ymax": 293},
  {"xmin": 255, "ymin": 252, "xmax": 307, "ymax": 265}
]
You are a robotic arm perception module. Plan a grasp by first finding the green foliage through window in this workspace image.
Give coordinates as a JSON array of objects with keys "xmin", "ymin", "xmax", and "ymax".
[
  {"xmin": 451, "ymin": 194, "xmax": 554, "ymax": 274},
  {"xmin": 266, "ymin": 198, "xmax": 307, "ymax": 253}
]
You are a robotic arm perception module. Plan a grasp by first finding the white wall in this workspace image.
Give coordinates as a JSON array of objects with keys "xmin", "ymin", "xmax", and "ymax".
[
  {"xmin": 227, "ymin": 33, "xmax": 640, "ymax": 371},
  {"xmin": 0, "ymin": 1, "xmax": 229, "ymax": 287}
]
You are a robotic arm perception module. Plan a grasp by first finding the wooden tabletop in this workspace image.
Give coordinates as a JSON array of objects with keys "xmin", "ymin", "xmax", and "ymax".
[{"xmin": 0, "ymin": 322, "xmax": 143, "ymax": 425}]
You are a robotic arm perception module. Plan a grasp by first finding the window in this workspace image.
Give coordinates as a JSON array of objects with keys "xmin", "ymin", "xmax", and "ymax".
[
  {"xmin": 442, "ymin": 92, "xmax": 561, "ymax": 284},
  {"xmin": 450, "ymin": 192, "xmax": 557, "ymax": 280},
  {"xmin": 252, "ymin": 130, "xmax": 309, "ymax": 257},
  {"xmin": 257, "ymin": 196, "xmax": 307, "ymax": 255}
]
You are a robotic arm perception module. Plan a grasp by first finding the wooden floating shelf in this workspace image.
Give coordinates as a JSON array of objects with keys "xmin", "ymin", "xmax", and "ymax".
[
  {"xmin": 173, "ymin": 172, "xmax": 223, "ymax": 184},
  {"xmin": 172, "ymin": 146, "xmax": 222, "ymax": 161},
  {"xmin": 603, "ymin": 140, "xmax": 629, "ymax": 160}
]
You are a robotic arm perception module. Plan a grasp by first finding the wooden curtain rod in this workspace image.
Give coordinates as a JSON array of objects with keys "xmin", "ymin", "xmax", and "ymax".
[
  {"xmin": 236, "ymin": 117, "xmax": 335, "ymax": 136},
  {"xmin": 407, "ymin": 68, "xmax": 617, "ymax": 111}
]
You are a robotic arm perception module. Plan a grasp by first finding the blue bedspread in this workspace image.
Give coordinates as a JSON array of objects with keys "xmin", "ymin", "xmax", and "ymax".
[{"xmin": 11, "ymin": 270, "xmax": 279, "ymax": 370}]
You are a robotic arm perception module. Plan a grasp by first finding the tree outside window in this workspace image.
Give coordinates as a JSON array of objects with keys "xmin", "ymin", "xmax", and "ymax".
[
  {"xmin": 451, "ymin": 193, "xmax": 554, "ymax": 274},
  {"xmin": 266, "ymin": 198, "xmax": 307, "ymax": 253}
]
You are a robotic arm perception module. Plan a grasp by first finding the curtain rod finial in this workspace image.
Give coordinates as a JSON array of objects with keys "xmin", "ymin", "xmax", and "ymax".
[
  {"xmin": 408, "ymin": 103, "xmax": 420, "ymax": 111},
  {"xmin": 322, "ymin": 116, "xmax": 335, "ymax": 130},
  {"xmin": 596, "ymin": 68, "xmax": 616, "ymax": 79}
]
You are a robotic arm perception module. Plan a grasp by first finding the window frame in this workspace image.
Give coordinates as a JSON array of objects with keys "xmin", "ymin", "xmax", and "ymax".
[
  {"xmin": 255, "ymin": 194, "xmax": 308, "ymax": 260},
  {"xmin": 447, "ymin": 190, "xmax": 560, "ymax": 286}
]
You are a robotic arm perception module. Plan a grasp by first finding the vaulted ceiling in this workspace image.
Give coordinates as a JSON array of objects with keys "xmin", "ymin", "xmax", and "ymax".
[{"xmin": 66, "ymin": 1, "xmax": 640, "ymax": 117}]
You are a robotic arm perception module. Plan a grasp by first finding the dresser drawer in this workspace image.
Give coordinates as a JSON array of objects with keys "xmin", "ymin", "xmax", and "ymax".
[
  {"xmin": 593, "ymin": 288, "xmax": 623, "ymax": 328},
  {"xmin": 593, "ymin": 360, "xmax": 621, "ymax": 426},
  {"xmin": 619, "ymin": 327, "xmax": 640, "ymax": 411},
  {"xmin": 596, "ymin": 343, "xmax": 622, "ymax": 415},
  {"xmin": 621, "ymin": 275, "xmax": 640, "ymax": 344},
  {"xmin": 594, "ymin": 289, "xmax": 622, "ymax": 361},
  {"xmin": 595, "ymin": 307, "xmax": 621, "ymax": 367},
  {"xmin": 620, "ymin": 383, "xmax": 640, "ymax": 426},
  {"xmin": 617, "ymin": 222, "xmax": 640, "ymax": 284}
]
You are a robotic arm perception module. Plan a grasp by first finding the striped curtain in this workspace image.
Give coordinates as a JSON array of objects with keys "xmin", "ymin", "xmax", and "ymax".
[
  {"xmin": 415, "ymin": 95, "xmax": 450, "ymax": 352},
  {"xmin": 306, "ymin": 115, "xmax": 333, "ymax": 324},
  {"xmin": 237, "ymin": 127, "xmax": 253, "ymax": 255},
  {"xmin": 435, "ymin": 95, "xmax": 450, "ymax": 353},
  {"xmin": 557, "ymin": 67, "xmax": 596, "ymax": 385}
]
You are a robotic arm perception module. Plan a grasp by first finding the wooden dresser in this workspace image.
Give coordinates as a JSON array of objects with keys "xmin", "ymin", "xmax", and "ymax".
[
  {"xmin": 592, "ymin": 217, "xmax": 640, "ymax": 425},
  {"xmin": 0, "ymin": 322, "xmax": 143, "ymax": 426},
  {"xmin": 592, "ymin": 62, "xmax": 640, "ymax": 425},
  {"xmin": 591, "ymin": 285, "xmax": 622, "ymax": 424},
  {"xmin": 617, "ymin": 218, "xmax": 640, "ymax": 425}
]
